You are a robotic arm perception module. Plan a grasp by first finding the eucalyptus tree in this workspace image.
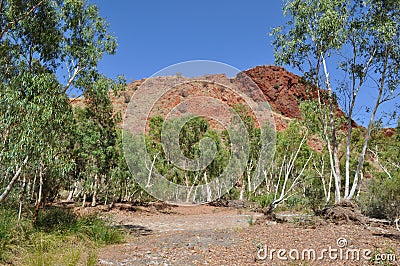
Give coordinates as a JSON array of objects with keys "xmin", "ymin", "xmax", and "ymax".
[
  {"xmin": 271, "ymin": 0, "xmax": 400, "ymax": 202},
  {"xmin": 265, "ymin": 120, "xmax": 313, "ymax": 213},
  {"xmin": 0, "ymin": 0, "xmax": 119, "ymax": 206},
  {"xmin": 72, "ymin": 76, "xmax": 123, "ymax": 207}
]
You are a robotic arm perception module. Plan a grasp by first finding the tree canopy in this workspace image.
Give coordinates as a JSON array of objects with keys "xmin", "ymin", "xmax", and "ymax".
[
  {"xmin": 0, "ymin": 0, "xmax": 121, "ymax": 205},
  {"xmin": 271, "ymin": 0, "xmax": 400, "ymax": 202}
]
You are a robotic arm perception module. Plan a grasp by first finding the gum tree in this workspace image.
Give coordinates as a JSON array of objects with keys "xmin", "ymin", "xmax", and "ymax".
[
  {"xmin": 0, "ymin": 0, "xmax": 119, "ymax": 207},
  {"xmin": 72, "ymin": 77, "xmax": 122, "ymax": 207},
  {"xmin": 271, "ymin": 0, "xmax": 400, "ymax": 202}
]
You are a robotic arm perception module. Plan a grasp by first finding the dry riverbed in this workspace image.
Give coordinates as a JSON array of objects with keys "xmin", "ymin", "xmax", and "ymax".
[{"xmin": 97, "ymin": 204, "xmax": 400, "ymax": 265}]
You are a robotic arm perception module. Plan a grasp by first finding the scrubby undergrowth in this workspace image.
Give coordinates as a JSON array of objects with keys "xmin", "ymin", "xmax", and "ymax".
[{"xmin": 0, "ymin": 206, "xmax": 124, "ymax": 265}]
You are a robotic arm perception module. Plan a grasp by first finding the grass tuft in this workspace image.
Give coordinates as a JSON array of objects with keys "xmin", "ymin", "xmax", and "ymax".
[{"xmin": 0, "ymin": 206, "xmax": 124, "ymax": 265}]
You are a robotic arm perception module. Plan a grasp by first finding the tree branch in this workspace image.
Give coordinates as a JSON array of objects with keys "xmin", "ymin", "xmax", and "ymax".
[
  {"xmin": 0, "ymin": 0, "xmax": 45, "ymax": 40},
  {"xmin": 63, "ymin": 64, "xmax": 84, "ymax": 94},
  {"xmin": 0, "ymin": 156, "xmax": 29, "ymax": 203},
  {"xmin": 368, "ymin": 148, "xmax": 392, "ymax": 179}
]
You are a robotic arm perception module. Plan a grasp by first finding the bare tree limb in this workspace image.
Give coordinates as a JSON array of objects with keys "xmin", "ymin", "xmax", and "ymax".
[
  {"xmin": 345, "ymin": 46, "xmax": 376, "ymax": 197},
  {"xmin": 63, "ymin": 64, "xmax": 84, "ymax": 94},
  {"xmin": 267, "ymin": 133, "xmax": 311, "ymax": 212},
  {"xmin": 368, "ymin": 147, "xmax": 392, "ymax": 179},
  {"xmin": 347, "ymin": 46, "xmax": 390, "ymax": 200},
  {"xmin": 321, "ymin": 52, "xmax": 342, "ymax": 203},
  {"xmin": 0, "ymin": 155, "xmax": 29, "ymax": 203},
  {"xmin": 145, "ymin": 152, "xmax": 159, "ymax": 188}
]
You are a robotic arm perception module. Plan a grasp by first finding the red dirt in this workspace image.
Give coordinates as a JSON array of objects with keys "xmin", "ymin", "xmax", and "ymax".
[{"xmin": 98, "ymin": 204, "xmax": 400, "ymax": 265}]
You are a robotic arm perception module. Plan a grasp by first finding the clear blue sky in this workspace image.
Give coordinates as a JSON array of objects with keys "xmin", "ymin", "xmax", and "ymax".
[
  {"xmin": 92, "ymin": 1, "xmax": 398, "ymax": 127},
  {"xmin": 93, "ymin": 1, "xmax": 285, "ymax": 82}
]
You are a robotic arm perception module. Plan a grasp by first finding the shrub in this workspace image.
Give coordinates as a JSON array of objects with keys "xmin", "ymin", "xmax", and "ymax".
[
  {"xmin": 0, "ymin": 207, "xmax": 32, "ymax": 263},
  {"xmin": 283, "ymin": 194, "xmax": 309, "ymax": 212},
  {"xmin": 0, "ymin": 206, "xmax": 124, "ymax": 264},
  {"xmin": 251, "ymin": 193, "xmax": 274, "ymax": 209},
  {"xmin": 76, "ymin": 214, "xmax": 124, "ymax": 245},
  {"xmin": 304, "ymin": 176, "xmax": 327, "ymax": 214},
  {"xmin": 34, "ymin": 207, "xmax": 78, "ymax": 233},
  {"xmin": 360, "ymin": 173, "xmax": 400, "ymax": 221}
]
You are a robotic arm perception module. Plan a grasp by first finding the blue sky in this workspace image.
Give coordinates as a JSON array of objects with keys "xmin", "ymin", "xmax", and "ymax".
[
  {"xmin": 93, "ymin": 1, "xmax": 285, "ymax": 82},
  {"xmin": 92, "ymin": 1, "xmax": 398, "ymax": 127}
]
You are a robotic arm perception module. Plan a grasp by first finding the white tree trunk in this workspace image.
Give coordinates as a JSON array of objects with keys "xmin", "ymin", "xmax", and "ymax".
[
  {"xmin": 18, "ymin": 174, "xmax": 27, "ymax": 223},
  {"xmin": 91, "ymin": 174, "xmax": 98, "ymax": 207},
  {"xmin": 0, "ymin": 156, "xmax": 28, "ymax": 203},
  {"xmin": 347, "ymin": 55, "xmax": 387, "ymax": 200},
  {"xmin": 321, "ymin": 54, "xmax": 342, "ymax": 203}
]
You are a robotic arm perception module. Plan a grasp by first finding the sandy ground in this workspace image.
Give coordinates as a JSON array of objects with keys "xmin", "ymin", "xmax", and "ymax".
[{"xmin": 97, "ymin": 204, "xmax": 400, "ymax": 266}]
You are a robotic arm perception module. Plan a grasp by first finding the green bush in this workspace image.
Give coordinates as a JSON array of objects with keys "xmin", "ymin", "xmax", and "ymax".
[
  {"xmin": 0, "ymin": 206, "xmax": 124, "ymax": 264},
  {"xmin": 304, "ymin": 176, "xmax": 327, "ymax": 214},
  {"xmin": 0, "ymin": 207, "xmax": 32, "ymax": 263},
  {"xmin": 251, "ymin": 193, "xmax": 274, "ymax": 209},
  {"xmin": 283, "ymin": 194, "xmax": 309, "ymax": 212},
  {"xmin": 34, "ymin": 207, "xmax": 78, "ymax": 233},
  {"xmin": 360, "ymin": 173, "xmax": 400, "ymax": 221},
  {"xmin": 227, "ymin": 187, "xmax": 240, "ymax": 200},
  {"xmin": 76, "ymin": 215, "xmax": 124, "ymax": 245},
  {"xmin": 35, "ymin": 207, "xmax": 124, "ymax": 245}
]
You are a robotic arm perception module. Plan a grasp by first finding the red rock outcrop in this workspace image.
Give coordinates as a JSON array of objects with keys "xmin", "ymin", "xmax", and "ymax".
[{"xmin": 72, "ymin": 65, "xmax": 359, "ymax": 132}]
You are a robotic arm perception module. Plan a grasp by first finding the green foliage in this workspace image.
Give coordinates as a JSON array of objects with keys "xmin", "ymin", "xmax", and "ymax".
[
  {"xmin": 360, "ymin": 121, "xmax": 400, "ymax": 221},
  {"xmin": 300, "ymin": 100, "xmax": 345, "ymax": 138},
  {"xmin": 0, "ymin": 206, "xmax": 123, "ymax": 264},
  {"xmin": 227, "ymin": 187, "xmax": 240, "ymax": 200},
  {"xmin": 35, "ymin": 207, "xmax": 123, "ymax": 245},
  {"xmin": 273, "ymin": 0, "xmax": 399, "ymax": 83},
  {"xmin": 109, "ymin": 129, "xmax": 141, "ymax": 202},
  {"xmin": 145, "ymin": 115, "xmax": 230, "ymax": 186},
  {"xmin": 303, "ymin": 175, "xmax": 327, "ymax": 213},
  {"xmin": 272, "ymin": 0, "xmax": 400, "ymax": 203},
  {"xmin": 361, "ymin": 173, "xmax": 400, "ymax": 221},
  {"xmin": 0, "ymin": 0, "xmax": 123, "ymax": 206},
  {"xmin": 251, "ymin": 193, "xmax": 274, "ymax": 209},
  {"xmin": 271, "ymin": 0, "xmax": 348, "ymax": 77},
  {"xmin": 0, "ymin": 207, "xmax": 30, "ymax": 262},
  {"xmin": 260, "ymin": 119, "xmax": 313, "ymax": 212},
  {"xmin": 34, "ymin": 207, "xmax": 78, "ymax": 233},
  {"xmin": 179, "ymin": 116, "xmax": 210, "ymax": 159},
  {"xmin": 0, "ymin": 73, "xmax": 74, "ymax": 202},
  {"xmin": 71, "ymin": 76, "xmax": 124, "ymax": 205},
  {"xmin": 274, "ymin": 121, "xmax": 313, "ymax": 176},
  {"xmin": 76, "ymin": 214, "xmax": 124, "ymax": 245},
  {"xmin": 283, "ymin": 194, "xmax": 308, "ymax": 212}
]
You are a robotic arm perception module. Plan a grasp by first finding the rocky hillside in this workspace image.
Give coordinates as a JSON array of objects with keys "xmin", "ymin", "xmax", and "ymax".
[
  {"xmin": 72, "ymin": 65, "xmax": 354, "ymax": 132},
  {"xmin": 244, "ymin": 65, "xmax": 315, "ymax": 119}
]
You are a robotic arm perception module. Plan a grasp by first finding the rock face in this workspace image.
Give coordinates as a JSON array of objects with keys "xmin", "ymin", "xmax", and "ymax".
[
  {"xmin": 244, "ymin": 65, "xmax": 360, "ymax": 129},
  {"xmin": 108, "ymin": 66, "xmax": 305, "ymax": 131},
  {"xmin": 243, "ymin": 65, "xmax": 319, "ymax": 119},
  {"xmin": 72, "ymin": 65, "xmax": 356, "ymax": 132}
]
